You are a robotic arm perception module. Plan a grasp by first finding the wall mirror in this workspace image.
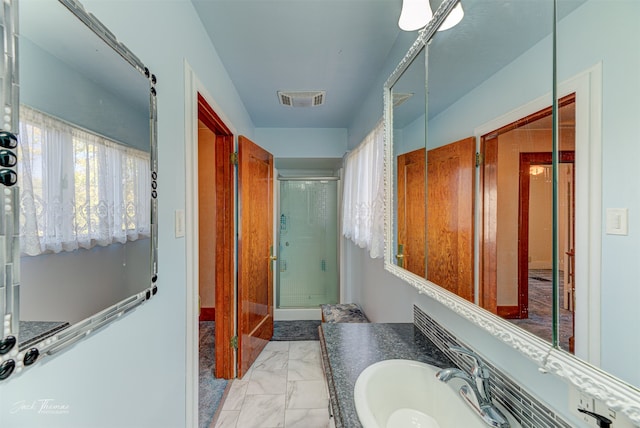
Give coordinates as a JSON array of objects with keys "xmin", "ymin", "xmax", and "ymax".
[
  {"xmin": 0, "ymin": 0, "xmax": 158, "ymax": 381},
  {"xmin": 384, "ymin": 0, "xmax": 640, "ymax": 423},
  {"xmin": 391, "ymin": 46, "xmax": 426, "ymax": 278}
]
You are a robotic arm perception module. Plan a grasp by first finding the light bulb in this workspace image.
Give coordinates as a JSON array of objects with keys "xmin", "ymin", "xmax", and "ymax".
[
  {"xmin": 398, "ymin": 0, "xmax": 433, "ymax": 31},
  {"xmin": 438, "ymin": 2, "xmax": 464, "ymax": 31}
]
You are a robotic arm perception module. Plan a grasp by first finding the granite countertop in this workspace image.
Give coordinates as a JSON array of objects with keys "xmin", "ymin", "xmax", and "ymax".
[
  {"xmin": 319, "ymin": 323, "xmax": 454, "ymax": 428},
  {"xmin": 19, "ymin": 321, "xmax": 70, "ymax": 348}
]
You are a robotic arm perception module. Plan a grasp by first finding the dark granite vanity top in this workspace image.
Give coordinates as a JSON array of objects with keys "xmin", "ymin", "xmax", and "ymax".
[
  {"xmin": 19, "ymin": 321, "xmax": 70, "ymax": 348},
  {"xmin": 319, "ymin": 323, "xmax": 454, "ymax": 428}
]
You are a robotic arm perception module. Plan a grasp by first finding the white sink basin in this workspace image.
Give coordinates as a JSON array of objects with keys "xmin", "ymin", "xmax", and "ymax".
[{"xmin": 354, "ymin": 359, "xmax": 518, "ymax": 428}]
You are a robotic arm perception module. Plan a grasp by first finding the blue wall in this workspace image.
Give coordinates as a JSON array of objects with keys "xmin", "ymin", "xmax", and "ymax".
[
  {"xmin": 255, "ymin": 127, "xmax": 347, "ymax": 158},
  {"xmin": 1, "ymin": 1, "xmax": 253, "ymax": 426},
  {"xmin": 20, "ymin": 38, "xmax": 149, "ymax": 152},
  {"xmin": 3, "ymin": 1, "xmax": 638, "ymax": 427},
  {"xmin": 346, "ymin": 0, "xmax": 639, "ymax": 425}
]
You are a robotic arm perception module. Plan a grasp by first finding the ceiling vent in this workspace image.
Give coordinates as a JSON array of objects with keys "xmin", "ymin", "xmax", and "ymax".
[
  {"xmin": 278, "ymin": 91, "xmax": 326, "ymax": 107},
  {"xmin": 393, "ymin": 92, "xmax": 413, "ymax": 107}
]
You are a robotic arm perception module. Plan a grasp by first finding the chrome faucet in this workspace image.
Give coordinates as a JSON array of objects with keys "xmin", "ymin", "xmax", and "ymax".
[{"xmin": 436, "ymin": 346, "xmax": 510, "ymax": 428}]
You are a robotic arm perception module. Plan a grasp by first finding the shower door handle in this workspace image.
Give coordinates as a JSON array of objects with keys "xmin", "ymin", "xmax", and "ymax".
[{"xmin": 269, "ymin": 254, "xmax": 277, "ymax": 272}]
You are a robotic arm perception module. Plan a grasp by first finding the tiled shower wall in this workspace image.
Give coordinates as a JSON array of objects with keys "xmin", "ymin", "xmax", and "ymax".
[{"xmin": 414, "ymin": 305, "xmax": 573, "ymax": 428}]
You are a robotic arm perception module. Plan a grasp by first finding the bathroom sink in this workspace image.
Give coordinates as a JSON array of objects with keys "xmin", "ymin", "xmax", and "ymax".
[{"xmin": 353, "ymin": 359, "xmax": 519, "ymax": 428}]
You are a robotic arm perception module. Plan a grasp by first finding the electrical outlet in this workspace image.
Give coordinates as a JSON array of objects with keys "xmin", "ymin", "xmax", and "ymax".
[
  {"xmin": 578, "ymin": 392, "xmax": 595, "ymax": 420},
  {"xmin": 569, "ymin": 386, "xmax": 635, "ymax": 428},
  {"xmin": 569, "ymin": 387, "xmax": 596, "ymax": 426}
]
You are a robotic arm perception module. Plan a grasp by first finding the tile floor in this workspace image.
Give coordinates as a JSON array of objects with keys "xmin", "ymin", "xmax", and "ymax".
[{"xmin": 212, "ymin": 340, "xmax": 334, "ymax": 428}]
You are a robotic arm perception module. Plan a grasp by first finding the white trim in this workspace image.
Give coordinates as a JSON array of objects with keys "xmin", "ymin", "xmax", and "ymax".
[
  {"xmin": 474, "ymin": 97, "xmax": 553, "ymax": 137},
  {"xmin": 561, "ymin": 64, "xmax": 603, "ymax": 365},
  {"xmin": 273, "ymin": 167, "xmax": 280, "ymax": 312},
  {"xmin": 184, "ymin": 60, "xmax": 238, "ymax": 428},
  {"xmin": 274, "ymin": 308, "xmax": 322, "ymax": 321},
  {"xmin": 383, "ymin": 57, "xmax": 640, "ymax": 423},
  {"xmin": 473, "ymin": 64, "xmax": 603, "ymax": 365},
  {"xmin": 183, "ymin": 61, "xmax": 199, "ymax": 428},
  {"xmin": 337, "ymin": 170, "xmax": 345, "ymax": 304}
]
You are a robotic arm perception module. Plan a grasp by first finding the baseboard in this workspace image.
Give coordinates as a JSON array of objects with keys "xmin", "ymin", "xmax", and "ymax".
[
  {"xmin": 199, "ymin": 307, "xmax": 215, "ymax": 321},
  {"xmin": 497, "ymin": 305, "xmax": 520, "ymax": 319}
]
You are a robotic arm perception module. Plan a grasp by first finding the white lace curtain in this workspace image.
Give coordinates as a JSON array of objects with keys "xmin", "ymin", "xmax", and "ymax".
[
  {"xmin": 342, "ymin": 120, "xmax": 385, "ymax": 258},
  {"xmin": 18, "ymin": 105, "xmax": 151, "ymax": 256}
]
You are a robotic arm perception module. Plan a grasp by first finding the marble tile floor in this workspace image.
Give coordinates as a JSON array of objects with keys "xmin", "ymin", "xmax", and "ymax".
[{"xmin": 212, "ymin": 340, "xmax": 333, "ymax": 428}]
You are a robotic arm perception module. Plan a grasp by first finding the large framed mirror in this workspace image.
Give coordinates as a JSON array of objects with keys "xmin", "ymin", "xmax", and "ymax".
[
  {"xmin": 0, "ymin": 0, "xmax": 158, "ymax": 381},
  {"xmin": 384, "ymin": 0, "xmax": 640, "ymax": 423},
  {"xmin": 391, "ymin": 44, "xmax": 426, "ymax": 278}
]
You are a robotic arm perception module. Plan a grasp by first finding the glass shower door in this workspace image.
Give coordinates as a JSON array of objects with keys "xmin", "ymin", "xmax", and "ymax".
[{"xmin": 277, "ymin": 179, "xmax": 339, "ymax": 308}]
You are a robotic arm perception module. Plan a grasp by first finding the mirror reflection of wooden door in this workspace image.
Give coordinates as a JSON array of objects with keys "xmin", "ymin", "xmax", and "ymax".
[
  {"xmin": 397, "ymin": 148, "xmax": 426, "ymax": 276},
  {"xmin": 238, "ymin": 135, "xmax": 274, "ymax": 378},
  {"xmin": 427, "ymin": 137, "xmax": 475, "ymax": 302}
]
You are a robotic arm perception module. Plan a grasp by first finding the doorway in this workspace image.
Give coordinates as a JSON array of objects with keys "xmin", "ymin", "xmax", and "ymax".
[
  {"xmin": 516, "ymin": 151, "xmax": 575, "ymax": 352},
  {"xmin": 197, "ymin": 93, "xmax": 235, "ymax": 380},
  {"xmin": 196, "ymin": 94, "xmax": 235, "ymax": 427},
  {"xmin": 276, "ymin": 178, "xmax": 339, "ymax": 309},
  {"xmin": 480, "ymin": 94, "xmax": 576, "ymax": 351}
]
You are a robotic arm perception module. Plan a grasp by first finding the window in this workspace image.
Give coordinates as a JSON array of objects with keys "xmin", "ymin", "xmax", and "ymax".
[
  {"xmin": 18, "ymin": 105, "xmax": 151, "ymax": 256},
  {"xmin": 342, "ymin": 120, "xmax": 385, "ymax": 258}
]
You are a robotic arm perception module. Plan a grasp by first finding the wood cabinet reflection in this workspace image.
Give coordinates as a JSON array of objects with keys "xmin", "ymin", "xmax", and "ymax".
[
  {"xmin": 410, "ymin": 97, "xmax": 577, "ymax": 350},
  {"xmin": 427, "ymin": 137, "xmax": 475, "ymax": 302},
  {"xmin": 397, "ymin": 148, "xmax": 426, "ymax": 276}
]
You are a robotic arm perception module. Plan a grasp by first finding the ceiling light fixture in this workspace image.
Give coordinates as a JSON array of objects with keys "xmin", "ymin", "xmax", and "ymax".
[
  {"xmin": 438, "ymin": 3, "xmax": 464, "ymax": 31},
  {"xmin": 398, "ymin": 0, "xmax": 432, "ymax": 31},
  {"xmin": 530, "ymin": 165, "xmax": 546, "ymax": 176},
  {"xmin": 398, "ymin": 0, "xmax": 464, "ymax": 32}
]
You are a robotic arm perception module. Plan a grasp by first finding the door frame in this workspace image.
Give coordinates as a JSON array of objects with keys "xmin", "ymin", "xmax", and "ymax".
[
  {"xmin": 479, "ymin": 97, "xmax": 572, "ymax": 316},
  {"xmin": 518, "ymin": 151, "xmax": 575, "ymax": 319},
  {"xmin": 199, "ymin": 94, "xmax": 235, "ymax": 380},
  {"xmin": 185, "ymin": 63, "xmax": 238, "ymax": 427},
  {"xmin": 475, "ymin": 64, "xmax": 602, "ymax": 363}
]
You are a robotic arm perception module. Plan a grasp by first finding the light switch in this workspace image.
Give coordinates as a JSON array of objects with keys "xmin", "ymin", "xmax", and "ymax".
[
  {"xmin": 175, "ymin": 209, "xmax": 185, "ymax": 238},
  {"xmin": 605, "ymin": 208, "xmax": 628, "ymax": 235}
]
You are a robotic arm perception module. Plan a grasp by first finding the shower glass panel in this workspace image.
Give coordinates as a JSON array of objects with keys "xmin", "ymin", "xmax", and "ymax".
[{"xmin": 277, "ymin": 180, "xmax": 339, "ymax": 308}]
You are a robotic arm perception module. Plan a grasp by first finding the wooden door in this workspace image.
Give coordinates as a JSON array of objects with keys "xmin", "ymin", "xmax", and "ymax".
[
  {"xmin": 427, "ymin": 137, "xmax": 475, "ymax": 302},
  {"xmin": 479, "ymin": 134, "xmax": 499, "ymax": 313},
  {"xmin": 238, "ymin": 135, "xmax": 274, "ymax": 378},
  {"xmin": 397, "ymin": 148, "xmax": 426, "ymax": 276}
]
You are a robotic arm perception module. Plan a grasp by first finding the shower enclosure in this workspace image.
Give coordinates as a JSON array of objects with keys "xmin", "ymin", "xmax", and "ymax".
[{"xmin": 277, "ymin": 179, "xmax": 339, "ymax": 309}]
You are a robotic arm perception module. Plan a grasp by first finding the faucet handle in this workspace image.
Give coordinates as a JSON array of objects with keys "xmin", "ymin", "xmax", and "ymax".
[
  {"xmin": 449, "ymin": 346, "xmax": 491, "ymax": 379},
  {"xmin": 449, "ymin": 346, "xmax": 493, "ymax": 403}
]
